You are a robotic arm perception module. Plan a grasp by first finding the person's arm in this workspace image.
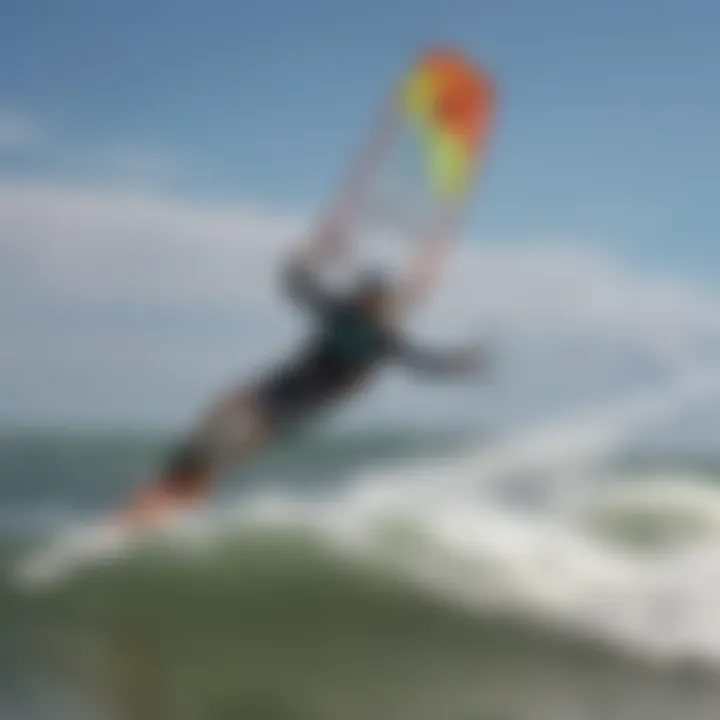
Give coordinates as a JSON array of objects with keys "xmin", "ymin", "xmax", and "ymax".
[
  {"xmin": 284, "ymin": 109, "xmax": 395, "ymax": 312},
  {"xmin": 285, "ymin": 100, "xmax": 399, "ymax": 312},
  {"xmin": 392, "ymin": 336, "xmax": 490, "ymax": 378},
  {"xmin": 284, "ymin": 228, "xmax": 342, "ymax": 313}
]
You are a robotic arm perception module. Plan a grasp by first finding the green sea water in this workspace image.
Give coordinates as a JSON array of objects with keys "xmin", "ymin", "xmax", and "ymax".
[{"xmin": 2, "ymin": 429, "xmax": 720, "ymax": 720}]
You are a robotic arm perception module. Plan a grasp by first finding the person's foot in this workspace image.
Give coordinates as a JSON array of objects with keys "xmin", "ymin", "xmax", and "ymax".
[{"xmin": 118, "ymin": 485, "xmax": 197, "ymax": 528}]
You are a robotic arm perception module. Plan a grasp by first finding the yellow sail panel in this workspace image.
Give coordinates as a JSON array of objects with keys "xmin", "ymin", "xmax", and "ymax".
[
  {"xmin": 425, "ymin": 127, "xmax": 468, "ymax": 198},
  {"xmin": 400, "ymin": 69, "xmax": 435, "ymax": 120},
  {"xmin": 399, "ymin": 48, "xmax": 494, "ymax": 200}
]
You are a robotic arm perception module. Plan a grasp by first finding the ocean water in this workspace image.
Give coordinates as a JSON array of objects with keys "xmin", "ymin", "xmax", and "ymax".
[{"xmin": 4, "ymin": 398, "xmax": 720, "ymax": 719}]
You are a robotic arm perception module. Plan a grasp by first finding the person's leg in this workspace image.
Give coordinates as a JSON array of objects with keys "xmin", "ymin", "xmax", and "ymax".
[
  {"xmin": 164, "ymin": 388, "xmax": 269, "ymax": 493},
  {"xmin": 122, "ymin": 389, "xmax": 269, "ymax": 524}
]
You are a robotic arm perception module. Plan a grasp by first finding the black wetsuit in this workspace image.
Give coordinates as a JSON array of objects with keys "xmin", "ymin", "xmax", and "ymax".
[
  {"xmin": 164, "ymin": 262, "xmax": 471, "ymax": 480},
  {"xmin": 251, "ymin": 262, "xmax": 469, "ymax": 428}
]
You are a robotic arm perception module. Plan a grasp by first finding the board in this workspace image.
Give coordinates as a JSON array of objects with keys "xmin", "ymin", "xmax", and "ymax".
[{"xmin": 13, "ymin": 519, "xmax": 138, "ymax": 590}]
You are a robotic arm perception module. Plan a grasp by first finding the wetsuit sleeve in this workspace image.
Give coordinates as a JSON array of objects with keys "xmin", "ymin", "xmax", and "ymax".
[
  {"xmin": 283, "ymin": 259, "xmax": 336, "ymax": 315},
  {"xmin": 390, "ymin": 336, "xmax": 487, "ymax": 377}
]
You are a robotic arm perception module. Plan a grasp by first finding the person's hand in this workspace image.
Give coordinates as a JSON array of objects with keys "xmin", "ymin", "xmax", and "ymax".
[
  {"xmin": 309, "ymin": 222, "xmax": 348, "ymax": 262},
  {"xmin": 453, "ymin": 344, "xmax": 492, "ymax": 376},
  {"xmin": 321, "ymin": 228, "xmax": 346, "ymax": 258}
]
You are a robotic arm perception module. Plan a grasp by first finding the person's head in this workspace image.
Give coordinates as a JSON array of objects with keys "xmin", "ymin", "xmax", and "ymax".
[{"xmin": 350, "ymin": 269, "xmax": 395, "ymax": 323}]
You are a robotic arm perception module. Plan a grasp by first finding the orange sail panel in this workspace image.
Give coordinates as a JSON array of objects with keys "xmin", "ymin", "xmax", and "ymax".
[{"xmin": 400, "ymin": 48, "xmax": 495, "ymax": 200}]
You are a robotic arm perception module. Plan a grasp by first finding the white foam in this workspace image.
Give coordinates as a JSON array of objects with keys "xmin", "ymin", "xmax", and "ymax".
[
  {"xmin": 17, "ymin": 367, "xmax": 720, "ymax": 669},
  {"xmin": 218, "ymin": 367, "xmax": 720, "ymax": 668}
]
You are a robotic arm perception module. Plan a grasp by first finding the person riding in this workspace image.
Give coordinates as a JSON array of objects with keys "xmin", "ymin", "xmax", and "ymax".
[{"xmin": 124, "ymin": 219, "xmax": 487, "ymax": 525}]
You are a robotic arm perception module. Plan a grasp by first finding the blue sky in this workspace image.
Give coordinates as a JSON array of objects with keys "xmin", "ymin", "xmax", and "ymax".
[
  {"xmin": 3, "ymin": 0, "xmax": 719, "ymax": 274},
  {"xmin": 2, "ymin": 0, "xmax": 720, "ymax": 427}
]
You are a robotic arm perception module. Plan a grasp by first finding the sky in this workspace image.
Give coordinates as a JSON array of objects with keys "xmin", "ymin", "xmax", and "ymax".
[{"xmin": 1, "ymin": 0, "xmax": 720, "ymax": 433}]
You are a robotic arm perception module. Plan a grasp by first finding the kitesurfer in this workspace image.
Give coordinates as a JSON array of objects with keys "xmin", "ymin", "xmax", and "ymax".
[{"xmin": 123, "ymin": 224, "xmax": 488, "ymax": 524}]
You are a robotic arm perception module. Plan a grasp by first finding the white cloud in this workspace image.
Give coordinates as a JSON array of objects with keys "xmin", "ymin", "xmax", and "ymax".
[
  {"xmin": 2, "ymin": 179, "xmax": 720, "ymax": 426},
  {"xmin": 0, "ymin": 180, "xmax": 299, "ymax": 310},
  {"xmin": 0, "ymin": 106, "xmax": 175, "ymax": 190},
  {"xmin": 57, "ymin": 141, "xmax": 180, "ymax": 193},
  {"xmin": 97, "ymin": 142, "xmax": 174, "ymax": 181},
  {"xmin": 0, "ymin": 108, "xmax": 45, "ymax": 153},
  {"xmin": 430, "ymin": 242, "xmax": 720, "ymax": 355}
]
